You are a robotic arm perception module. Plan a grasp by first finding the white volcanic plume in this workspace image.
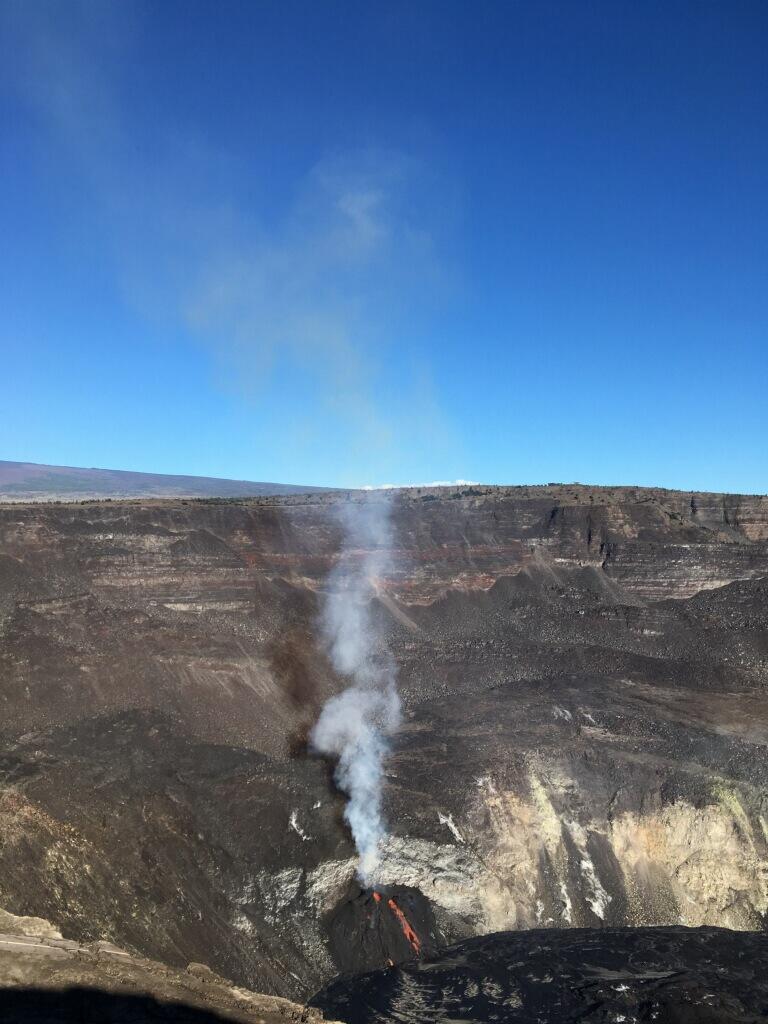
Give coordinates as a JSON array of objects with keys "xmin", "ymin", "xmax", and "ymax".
[{"xmin": 310, "ymin": 495, "xmax": 401, "ymax": 884}]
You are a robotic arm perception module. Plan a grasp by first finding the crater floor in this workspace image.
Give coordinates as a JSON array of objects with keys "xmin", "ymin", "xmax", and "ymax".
[{"xmin": 311, "ymin": 925, "xmax": 768, "ymax": 1024}]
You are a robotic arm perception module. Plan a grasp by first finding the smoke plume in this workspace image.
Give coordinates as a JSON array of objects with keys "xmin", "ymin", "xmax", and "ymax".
[{"xmin": 311, "ymin": 494, "xmax": 401, "ymax": 884}]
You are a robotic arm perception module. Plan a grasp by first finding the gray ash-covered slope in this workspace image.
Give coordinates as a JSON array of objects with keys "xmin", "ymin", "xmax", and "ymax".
[
  {"xmin": 0, "ymin": 460, "xmax": 325, "ymax": 500},
  {"xmin": 311, "ymin": 926, "xmax": 768, "ymax": 1024},
  {"xmin": 0, "ymin": 484, "xmax": 767, "ymax": 998}
]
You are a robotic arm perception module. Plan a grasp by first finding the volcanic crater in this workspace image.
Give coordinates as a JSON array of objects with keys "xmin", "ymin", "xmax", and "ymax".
[{"xmin": 0, "ymin": 483, "xmax": 767, "ymax": 1002}]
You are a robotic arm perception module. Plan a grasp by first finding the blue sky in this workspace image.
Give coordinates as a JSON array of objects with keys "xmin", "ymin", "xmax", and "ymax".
[{"xmin": 1, "ymin": 0, "xmax": 766, "ymax": 490}]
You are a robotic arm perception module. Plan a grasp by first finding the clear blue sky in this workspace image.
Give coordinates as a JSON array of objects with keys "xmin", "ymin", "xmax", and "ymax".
[{"xmin": 1, "ymin": 0, "xmax": 766, "ymax": 491}]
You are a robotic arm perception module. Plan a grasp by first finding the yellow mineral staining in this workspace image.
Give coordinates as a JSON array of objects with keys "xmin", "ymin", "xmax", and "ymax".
[
  {"xmin": 609, "ymin": 799, "xmax": 767, "ymax": 928},
  {"xmin": 472, "ymin": 769, "xmax": 768, "ymax": 934}
]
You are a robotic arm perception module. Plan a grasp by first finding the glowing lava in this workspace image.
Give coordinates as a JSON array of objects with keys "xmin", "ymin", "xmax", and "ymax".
[
  {"xmin": 387, "ymin": 897, "xmax": 421, "ymax": 955},
  {"xmin": 369, "ymin": 890, "xmax": 422, "ymax": 958}
]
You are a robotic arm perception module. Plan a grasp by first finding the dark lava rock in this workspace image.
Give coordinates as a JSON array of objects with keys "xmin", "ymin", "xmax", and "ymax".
[
  {"xmin": 325, "ymin": 884, "xmax": 442, "ymax": 976},
  {"xmin": 310, "ymin": 925, "xmax": 768, "ymax": 1023}
]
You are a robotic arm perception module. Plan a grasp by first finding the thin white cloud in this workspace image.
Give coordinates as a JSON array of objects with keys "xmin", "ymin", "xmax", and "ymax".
[
  {"xmin": 361, "ymin": 479, "xmax": 479, "ymax": 490},
  {"xmin": 1, "ymin": 3, "xmax": 465, "ymax": 482},
  {"xmin": 182, "ymin": 148, "xmax": 448, "ymax": 461}
]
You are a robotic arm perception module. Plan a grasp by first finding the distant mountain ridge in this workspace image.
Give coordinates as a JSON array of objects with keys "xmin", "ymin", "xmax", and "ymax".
[{"xmin": 0, "ymin": 460, "xmax": 327, "ymax": 500}]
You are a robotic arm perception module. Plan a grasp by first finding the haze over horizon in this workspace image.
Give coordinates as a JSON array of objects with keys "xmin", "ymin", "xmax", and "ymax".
[{"xmin": 2, "ymin": 1, "xmax": 767, "ymax": 492}]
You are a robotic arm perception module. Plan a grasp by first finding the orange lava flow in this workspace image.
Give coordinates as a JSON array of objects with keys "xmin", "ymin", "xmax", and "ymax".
[
  {"xmin": 372, "ymin": 891, "xmax": 382, "ymax": 903},
  {"xmin": 387, "ymin": 898, "xmax": 421, "ymax": 955}
]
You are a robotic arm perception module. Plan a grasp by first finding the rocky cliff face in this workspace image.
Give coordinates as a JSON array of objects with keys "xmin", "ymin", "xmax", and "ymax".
[{"xmin": 0, "ymin": 485, "xmax": 767, "ymax": 997}]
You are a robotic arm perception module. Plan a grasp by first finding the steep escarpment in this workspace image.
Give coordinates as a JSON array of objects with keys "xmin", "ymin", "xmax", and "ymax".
[{"xmin": 0, "ymin": 485, "xmax": 766, "ymax": 997}]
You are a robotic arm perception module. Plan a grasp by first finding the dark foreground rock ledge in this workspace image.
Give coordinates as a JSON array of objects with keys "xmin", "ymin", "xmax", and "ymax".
[
  {"xmin": 310, "ymin": 925, "xmax": 768, "ymax": 1024},
  {"xmin": 0, "ymin": 930, "xmax": 328, "ymax": 1023}
]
